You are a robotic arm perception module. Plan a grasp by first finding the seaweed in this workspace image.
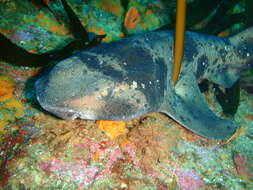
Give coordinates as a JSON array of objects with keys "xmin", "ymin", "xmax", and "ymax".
[
  {"xmin": 245, "ymin": 0, "xmax": 253, "ymax": 26},
  {"xmin": 0, "ymin": 0, "xmax": 105, "ymax": 67},
  {"xmin": 196, "ymin": 0, "xmax": 243, "ymax": 35},
  {"xmin": 186, "ymin": 0, "xmax": 221, "ymax": 27},
  {"xmin": 60, "ymin": 0, "xmax": 89, "ymax": 42},
  {"xmin": 172, "ymin": 0, "xmax": 186, "ymax": 84},
  {"xmin": 0, "ymin": 31, "xmax": 104, "ymax": 67}
]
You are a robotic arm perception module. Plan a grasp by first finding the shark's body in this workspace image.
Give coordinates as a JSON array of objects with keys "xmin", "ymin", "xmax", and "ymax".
[{"xmin": 35, "ymin": 27, "xmax": 253, "ymax": 140}]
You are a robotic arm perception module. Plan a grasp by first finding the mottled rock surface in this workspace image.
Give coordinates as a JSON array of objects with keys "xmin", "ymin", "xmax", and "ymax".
[{"xmin": 1, "ymin": 0, "xmax": 253, "ymax": 189}]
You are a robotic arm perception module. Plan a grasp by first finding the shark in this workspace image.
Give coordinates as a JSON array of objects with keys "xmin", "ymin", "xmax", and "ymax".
[{"xmin": 35, "ymin": 26, "xmax": 253, "ymax": 140}]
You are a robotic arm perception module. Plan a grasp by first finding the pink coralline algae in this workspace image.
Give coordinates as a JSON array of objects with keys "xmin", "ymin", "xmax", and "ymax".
[
  {"xmin": 174, "ymin": 169, "xmax": 204, "ymax": 190},
  {"xmin": 74, "ymin": 140, "xmax": 112, "ymax": 159},
  {"xmin": 38, "ymin": 140, "xmax": 141, "ymax": 187},
  {"xmin": 121, "ymin": 143, "xmax": 137, "ymax": 163},
  {"xmin": 39, "ymin": 159, "xmax": 99, "ymax": 187},
  {"xmin": 99, "ymin": 147, "xmax": 123, "ymax": 177}
]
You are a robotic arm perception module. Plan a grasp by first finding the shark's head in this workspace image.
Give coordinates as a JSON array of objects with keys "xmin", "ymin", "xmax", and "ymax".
[{"xmin": 35, "ymin": 54, "xmax": 153, "ymax": 121}]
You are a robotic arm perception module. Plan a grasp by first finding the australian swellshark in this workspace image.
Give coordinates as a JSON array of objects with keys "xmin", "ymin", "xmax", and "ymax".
[{"xmin": 35, "ymin": 26, "xmax": 253, "ymax": 140}]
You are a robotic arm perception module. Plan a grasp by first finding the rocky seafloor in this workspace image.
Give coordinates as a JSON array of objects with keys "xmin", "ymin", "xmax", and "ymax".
[
  {"xmin": 0, "ymin": 0, "xmax": 253, "ymax": 189},
  {"xmin": 0, "ymin": 60, "xmax": 253, "ymax": 190}
]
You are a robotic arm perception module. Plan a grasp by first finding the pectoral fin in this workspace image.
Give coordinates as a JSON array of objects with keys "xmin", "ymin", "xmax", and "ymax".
[{"xmin": 162, "ymin": 73, "xmax": 237, "ymax": 140}]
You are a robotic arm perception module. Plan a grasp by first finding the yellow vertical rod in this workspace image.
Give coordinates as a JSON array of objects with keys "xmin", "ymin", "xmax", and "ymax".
[{"xmin": 172, "ymin": 0, "xmax": 186, "ymax": 85}]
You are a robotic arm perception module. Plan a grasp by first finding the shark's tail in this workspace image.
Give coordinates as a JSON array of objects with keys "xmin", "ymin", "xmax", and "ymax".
[
  {"xmin": 229, "ymin": 26, "xmax": 253, "ymax": 50},
  {"xmin": 229, "ymin": 26, "xmax": 253, "ymax": 69},
  {"xmin": 213, "ymin": 26, "xmax": 253, "ymax": 88}
]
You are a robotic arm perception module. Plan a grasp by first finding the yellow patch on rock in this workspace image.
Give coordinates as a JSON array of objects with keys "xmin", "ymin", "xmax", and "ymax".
[
  {"xmin": 0, "ymin": 74, "xmax": 15, "ymax": 101},
  {"xmin": 3, "ymin": 99, "xmax": 24, "ymax": 118},
  {"xmin": 97, "ymin": 120, "xmax": 127, "ymax": 140},
  {"xmin": 0, "ymin": 120, "xmax": 7, "ymax": 134},
  {"xmin": 0, "ymin": 74, "xmax": 24, "ymax": 137}
]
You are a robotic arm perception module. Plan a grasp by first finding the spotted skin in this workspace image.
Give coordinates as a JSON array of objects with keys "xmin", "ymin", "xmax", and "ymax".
[{"xmin": 35, "ymin": 27, "xmax": 253, "ymax": 140}]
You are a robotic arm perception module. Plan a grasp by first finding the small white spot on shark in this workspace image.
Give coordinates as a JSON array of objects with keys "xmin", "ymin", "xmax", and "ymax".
[{"xmin": 131, "ymin": 81, "xmax": 138, "ymax": 89}]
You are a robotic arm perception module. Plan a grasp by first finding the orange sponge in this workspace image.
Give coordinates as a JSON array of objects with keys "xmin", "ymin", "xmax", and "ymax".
[{"xmin": 98, "ymin": 120, "xmax": 127, "ymax": 140}]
